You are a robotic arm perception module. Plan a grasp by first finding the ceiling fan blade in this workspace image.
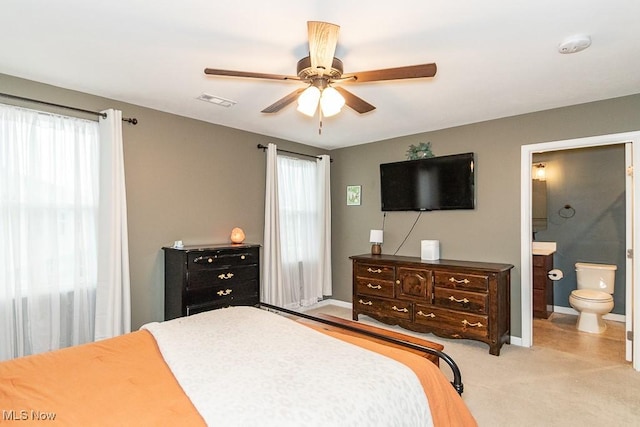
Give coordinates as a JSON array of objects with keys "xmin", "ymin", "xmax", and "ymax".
[
  {"xmin": 261, "ymin": 88, "xmax": 306, "ymax": 113},
  {"xmin": 342, "ymin": 63, "xmax": 437, "ymax": 83},
  {"xmin": 307, "ymin": 21, "xmax": 340, "ymax": 76},
  {"xmin": 204, "ymin": 68, "xmax": 299, "ymax": 81},
  {"xmin": 334, "ymin": 87, "xmax": 376, "ymax": 114}
]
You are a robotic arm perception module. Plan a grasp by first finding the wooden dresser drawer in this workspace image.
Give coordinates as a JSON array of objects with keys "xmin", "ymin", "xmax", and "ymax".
[
  {"xmin": 354, "ymin": 295, "xmax": 413, "ymax": 321},
  {"xmin": 186, "ymin": 279, "xmax": 259, "ymax": 310},
  {"xmin": 187, "ymin": 265, "xmax": 258, "ymax": 290},
  {"xmin": 355, "ymin": 277, "xmax": 395, "ymax": 298},
  {"xmin": 355, "ymin": 263, "xmax": 395, "ymax": 281},
  {"xmin": 414, "ymin": 305, "xmax": 489, "ymax": 340},
  {"xmin": 433, "ymin": 287, "xmax": 487, "ymax": 314},
  {"xmin": 188, "ymin": 247, "xmax": 259, "ymax": 270},
  {"xmin": 434, "ymin": 270, "xmax": 488, "ymax": 291},
  {"xmin": 186, "ymin": 293, "xmax": 258, "ymax": 316}
]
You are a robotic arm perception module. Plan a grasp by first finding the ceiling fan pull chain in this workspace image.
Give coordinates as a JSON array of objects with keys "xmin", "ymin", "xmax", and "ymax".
[{"xmin": 318, "ymin": 108, "xmax": 323, "ymax": 135}]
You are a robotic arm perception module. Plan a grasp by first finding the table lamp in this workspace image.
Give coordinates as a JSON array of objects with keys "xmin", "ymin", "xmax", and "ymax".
[{"xmin": 370, "ymin": 229, "xmax": 383, "ymax": 255}]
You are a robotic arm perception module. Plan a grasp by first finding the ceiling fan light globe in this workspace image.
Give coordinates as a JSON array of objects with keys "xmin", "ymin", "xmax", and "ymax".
[
  {"xmin": 297, "ymin": 86, "xmax": 321, "ymax": 116},
  {"xmin": 320, "ymin": 86, "xmax": 345, "ymax": 117}
]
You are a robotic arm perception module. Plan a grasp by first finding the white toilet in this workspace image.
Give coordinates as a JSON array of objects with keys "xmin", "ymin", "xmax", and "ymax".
[{"xmin": 568, "ymin": 262, "xmax": 616, "ymax": 334}]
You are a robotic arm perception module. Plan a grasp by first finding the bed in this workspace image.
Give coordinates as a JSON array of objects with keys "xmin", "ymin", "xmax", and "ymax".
[{"xmin": 0, "ymin": 304, "xmax": 476, "ymax": 426}]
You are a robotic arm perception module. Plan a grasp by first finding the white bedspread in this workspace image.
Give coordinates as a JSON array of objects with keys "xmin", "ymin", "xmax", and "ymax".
[{"xmin": 142, "ymin": 306, "xmax": 433, "ymax": 426}]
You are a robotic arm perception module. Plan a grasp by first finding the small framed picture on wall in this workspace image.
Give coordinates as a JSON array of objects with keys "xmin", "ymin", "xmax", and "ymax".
[{"xmin": 346, "ymin": 185, "xmax": 361, "ymax": 206}]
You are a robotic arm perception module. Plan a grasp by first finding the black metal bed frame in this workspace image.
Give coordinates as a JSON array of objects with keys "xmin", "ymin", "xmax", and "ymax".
[{"xmin": 259, "ymin": 302, "xmax": 464, "ymax": 395}]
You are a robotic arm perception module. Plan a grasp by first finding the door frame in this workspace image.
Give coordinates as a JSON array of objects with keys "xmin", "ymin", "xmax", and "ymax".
[{"xmin": 520, "ymin": 131, "xmax": 640, "ymax": 371}]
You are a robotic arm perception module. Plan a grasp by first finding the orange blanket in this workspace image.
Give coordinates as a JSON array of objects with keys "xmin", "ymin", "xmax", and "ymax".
[
  {"xmin": 0, "ymin": 331, "xmax": 204, "ymax": 426},
  {"xmin": 0, "ymin": 327, "xmax": 475, "ymax": 426}
]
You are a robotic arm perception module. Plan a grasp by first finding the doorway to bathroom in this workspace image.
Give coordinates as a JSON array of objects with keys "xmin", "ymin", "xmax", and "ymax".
[
  {"xmin": 532, "ymin": 145, "xmax": 626, "ymax": 322},
  {"xmin": 520, "ymin": 131, "xmax": 640, "ymax": 371}
]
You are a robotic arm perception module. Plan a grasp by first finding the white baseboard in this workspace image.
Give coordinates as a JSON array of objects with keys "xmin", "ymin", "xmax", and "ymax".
[
  {"xmin": 510, "ymin": 336, "xmax": 523, "ymax": 346},
  {"xmin": 300, "ymin": 298, "xmax": 352, "ymax": 312},
  {"xmin": 321, "ymin": 298, "xmax": 352, "ymax": 309}
]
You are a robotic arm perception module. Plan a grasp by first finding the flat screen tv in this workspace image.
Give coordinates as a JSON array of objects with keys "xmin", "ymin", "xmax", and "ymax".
[{"xmin": 380, "ymin": 152, "xmax": 475, "ymax": 211}]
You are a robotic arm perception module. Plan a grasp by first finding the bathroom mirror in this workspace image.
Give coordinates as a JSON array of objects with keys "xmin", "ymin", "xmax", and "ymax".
[{"xmin": 532, "ymin": 173, "xmax": 547, "ymax": 232}]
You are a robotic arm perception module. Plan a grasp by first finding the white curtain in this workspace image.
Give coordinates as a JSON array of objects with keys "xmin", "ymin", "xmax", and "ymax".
[
  {"xmin": 0, "ymin": 104, "xmax": 99, "ymax": 360},
  {"xmin": 262, "ymin": 143, "xmax": 332, "ymax": 308},
  {"xmin": 95, "ymin": 109, "xmax": 131, "ymax": 340},
  {"xmin": 317, "ymin": 154, "xmax": 332, "ymax": 296},
  {"xmin": 262, "ymin": 143, "xmax": 284, "ymax": 306},
  {"xmin": 0, "ymin": 105, "xmax": 131, "ymax": 361}
]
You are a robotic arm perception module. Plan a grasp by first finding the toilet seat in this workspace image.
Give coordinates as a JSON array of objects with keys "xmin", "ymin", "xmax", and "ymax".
[{"xmin": 570, "ymin": 289, "xmax": 613, "ymax": 303}]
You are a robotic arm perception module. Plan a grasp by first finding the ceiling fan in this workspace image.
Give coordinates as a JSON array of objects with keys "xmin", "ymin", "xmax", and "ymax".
[{"xmin": 204, "ymin": 21, "xmax": 437, "ymax": 124}]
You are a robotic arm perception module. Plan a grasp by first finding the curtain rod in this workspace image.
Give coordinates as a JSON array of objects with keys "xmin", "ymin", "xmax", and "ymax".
[
  {"xmin": 257, "ymin": 143, "xmax": 332, "ymax": 162},
  {"xmin": 0, "ymin": 92, "xmax": 138, "ymax": 125}
]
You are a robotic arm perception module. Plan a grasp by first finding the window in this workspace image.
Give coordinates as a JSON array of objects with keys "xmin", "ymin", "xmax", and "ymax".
[
  {"xmin": 0, "ymin": 104, "xmax": 99, "ymax": 360},
  {"xmin": 262, "ymin": 144, "xmax": 331, "ymax": 309},
  {"xmin": 277, "ymin": 155, "xmax": 320, "ymax": 306}
]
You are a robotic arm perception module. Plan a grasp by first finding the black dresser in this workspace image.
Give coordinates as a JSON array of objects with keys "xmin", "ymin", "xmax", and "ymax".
[{"xmin": 162, "ymin": 244, "xmax": 260, "ymax": 320}]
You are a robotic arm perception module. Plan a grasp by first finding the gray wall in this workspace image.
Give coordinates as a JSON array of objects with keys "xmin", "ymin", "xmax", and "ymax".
[
  {"xmin": 330, "ymin": 94, "xmax": 640, "ymax": 338},
  {"xmin": 534, "ymin": 146, "xmax": 626, "ymax": 314},
  {"xmin": 4, "ymin": 73, "xmax": 640, "ymax": 338}
]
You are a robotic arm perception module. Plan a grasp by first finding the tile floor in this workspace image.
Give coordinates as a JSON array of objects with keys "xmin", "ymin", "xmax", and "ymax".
[{"xmin": 533, "ymin": 312, "xmax": 627, "ymax": 363}]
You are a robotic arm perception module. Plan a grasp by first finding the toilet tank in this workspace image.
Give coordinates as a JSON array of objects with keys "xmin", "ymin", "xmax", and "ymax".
[{"xmin": 575, "ymin": 262, "xmax": 617, "ymax": 293}]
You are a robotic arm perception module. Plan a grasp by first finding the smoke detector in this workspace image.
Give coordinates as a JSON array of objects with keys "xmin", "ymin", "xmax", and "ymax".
[{"xmin": 558, "ymin": 34, "xmax": 592, "ymax": 54}]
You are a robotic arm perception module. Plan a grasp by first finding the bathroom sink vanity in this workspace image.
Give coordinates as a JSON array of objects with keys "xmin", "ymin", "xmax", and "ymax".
[{"xmin": 532, "ymin": 242, "xmax": 556, "ymax": 319}]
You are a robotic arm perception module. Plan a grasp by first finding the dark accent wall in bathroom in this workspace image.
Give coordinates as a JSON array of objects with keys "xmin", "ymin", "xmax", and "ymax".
[{"xmin": 534, "ymin": 145, "xmax": 626, "ymax": 314}]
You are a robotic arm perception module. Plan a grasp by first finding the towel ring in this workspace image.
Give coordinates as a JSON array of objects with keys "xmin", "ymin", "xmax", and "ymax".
[{"xmin": 558, "ymin": 204, "xmax": 575, "ymax": 219}]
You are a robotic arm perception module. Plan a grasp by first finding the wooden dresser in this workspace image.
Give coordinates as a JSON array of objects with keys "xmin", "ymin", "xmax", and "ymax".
[
  {"xmin": 533, "ymin": 254, "xmax": 554, "ymax": 319},
  {"xmin": 163, "ymin": 244, "xmax": 260, "ymax": 320},
  {"xmin": 351, "ymin": 253, "xmax": 513, "ymax": 356}
]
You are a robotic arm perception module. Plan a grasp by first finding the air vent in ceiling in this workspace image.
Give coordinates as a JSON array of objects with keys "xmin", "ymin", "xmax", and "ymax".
[{"xmin": 197, "ymin": 93, "xmax": 237, "ymax": 107}]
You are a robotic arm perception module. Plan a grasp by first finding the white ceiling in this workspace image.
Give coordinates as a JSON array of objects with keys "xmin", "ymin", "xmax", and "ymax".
[{"xmin": 2, "ymin": 1, "xmax": 640, "ymax": 150}]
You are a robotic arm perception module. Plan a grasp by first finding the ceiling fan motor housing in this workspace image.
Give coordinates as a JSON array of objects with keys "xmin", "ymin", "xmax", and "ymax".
[{"xmin": 297, "ymin": 56, "xmax": 344, "ymax": 79}]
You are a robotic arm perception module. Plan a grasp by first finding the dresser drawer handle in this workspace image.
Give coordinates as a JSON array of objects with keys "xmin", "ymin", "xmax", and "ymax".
[
  {"xmin": 193, "ymin": 256, "xmax": 216, "ymax": 264},
  {"xmin": 462, "ymin": 319, "xmax": 484, "ymax": 328},
  {"xmin": 449, "ymin": 296, "xmax": 470, "ymax": 304},
  {"xmin": 218, "ymin": 272, "xmax": 235, "ymax": 280},
  {"xmin": 367, "ymin": 283, "xmax": 382, "ymax": 290},
  {"xmin": 417, "ymin": 311, "xmax": 436, "ymax": 318},
  {"xmin": 217, "ymin": 289, "xmax": 232, "ymax": 296},
  {"xmin": 367, "ymin": 268, "xmax": 383, "ymax": 274},
  {"xmin": 358, "ymin": 299, "xmax": 373, "ymax": 306},
  {"xmin": 449, "ymin": 277, "xmax": 470, "ymax": 284},
  {"xmin": 241, "ymin": 255, "xmax": 246, "ymax": 260},
  {"xmin": 391, "ymin": 305, "xmax": 409, "ymax": 313}
]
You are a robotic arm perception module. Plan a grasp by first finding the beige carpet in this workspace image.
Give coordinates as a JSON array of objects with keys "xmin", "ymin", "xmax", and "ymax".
[{"xmin": 304, "ymin": 304, "xmax": 640, "ymax": 426}]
